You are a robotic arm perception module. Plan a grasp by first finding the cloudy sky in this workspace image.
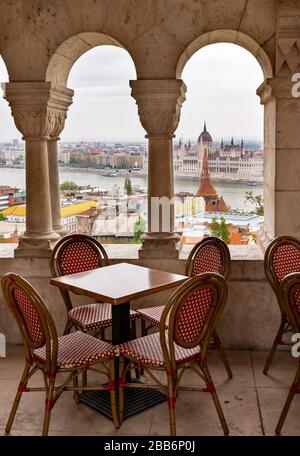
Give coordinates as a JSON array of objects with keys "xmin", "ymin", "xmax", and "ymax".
[{"xmin": 0, "ymin": 43, "xmax": 264, "ymax": 143}]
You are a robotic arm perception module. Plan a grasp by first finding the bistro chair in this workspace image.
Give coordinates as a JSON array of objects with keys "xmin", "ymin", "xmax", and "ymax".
[
  {"xmin": 137, "ymin": 236, "xmax": 232, "ymax": 379},
  {"xmin": 1, "ymin": 273, "xmax": 119, "ymax": 436},
  {"xmin": 50, "ymin": 234, "xmax": 140, "ymax": 339},
  {"xmin": 118, "ymin": 273, "xmax": 229, "ymax": 436},
  {"xmin": 263, "ymin": 236, "xmax": 300, "ymax": 375},
  {"xmin": 275, "ymin": 272, "xmax": 300, "ymax": 434}
]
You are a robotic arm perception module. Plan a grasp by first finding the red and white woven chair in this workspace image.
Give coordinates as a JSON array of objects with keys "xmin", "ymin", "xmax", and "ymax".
[
  {"xmin": 137, "ymin": 236, "xmax": 232, "ymax": 378},
  {"xmin": 263, "ymin": 236, "xmax": 300, "ymax": 375},
  {"xmin": 118, "ymin": 273, "xmax": 229, "ymax": 436},
  {"xmin": 50, "ymin": 234, "xmax": 140, "ymax": 340},
  {"xmin": 1, "ymin": 273, "xmax": 119, "ymax": 436},
  {"xmin": 275, "ymin": 272, "xmax": 300, "ymax": 434}
]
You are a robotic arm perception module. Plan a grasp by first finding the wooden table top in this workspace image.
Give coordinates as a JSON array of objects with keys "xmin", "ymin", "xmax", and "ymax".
[{"xmin": 50, "ymin": 262, "xmax": 188, "ymax": 305}]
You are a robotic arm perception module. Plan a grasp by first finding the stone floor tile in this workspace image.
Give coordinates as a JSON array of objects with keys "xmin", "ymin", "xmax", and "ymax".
[{"xmin": 251, "ymin": 350, "xmax": 296, "ymax": 388}]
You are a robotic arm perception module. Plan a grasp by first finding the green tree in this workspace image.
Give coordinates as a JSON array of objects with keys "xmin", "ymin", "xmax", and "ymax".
[
  {"xmin": 210, "ymin": 216, "xmax": 230, "ymax": 244},
  {"xmin": 219, "ymin": 216, "xmax": 230, "ymax": 244},
  {"xmin": 124, "ymin": 176, "xmax": 133, "ymax": 196},
  {"xmin": 133, "ymin": 216, "xmax": 146, "ymax": 243},
  {"xmin": 60, "ymin": 181, "xmax": 78, "ymax": 191},
  {"xmin": 245, "ymin": 191, "xmax": 264, "ymax": 216},
  {"xmin": 0, "ymin": 214, "xmax": 7, "ymax": 221}
]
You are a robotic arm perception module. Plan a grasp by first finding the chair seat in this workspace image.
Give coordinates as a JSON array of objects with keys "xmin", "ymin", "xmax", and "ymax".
[
  {"xmin": 33, "ymin": 331, "xmax": 115, "ymax": 369},
  {"xmin": 137, "ymin": 305, "xmax": 167, "ymax": 328},
  {"xmin": 69, "ymin": 302, "xmax": 140, "ymax": 332},
  {"xmin": 118, "ymin": 332, "xmax": 200, "ymax": 369}
]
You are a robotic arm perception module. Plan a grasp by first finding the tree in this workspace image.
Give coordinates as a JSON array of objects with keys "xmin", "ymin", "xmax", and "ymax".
[
  {"xmin": 124, "ymin": 176, "xmax": 133, "ymax": 196},
  {"xmin": 245, "ymin": 191, "xmax": 264, "ymax": 216},
  {"xmin": 0, "ymin": 214, "xmax": 7, "ymax": 221},
  {"xmin": 60, "ymin": 181, "xmax": 78, "ymax": 191},
  {"xmin": 210, "ymin": 216, "xmax": 230, "ymax": 244},
  {"xmin": 133, "ymin": 216, "xmax": 146, "ymax": 243}
]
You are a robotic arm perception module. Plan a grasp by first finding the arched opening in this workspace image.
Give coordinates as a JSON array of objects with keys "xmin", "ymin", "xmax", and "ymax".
[
  {"xmin": 176, "ymin": 30, "xmax": 273, "ymax": 80},
  {"xmin": 0, "ymin": 56, "xmax": 25, "ymax": 252},
  {"xmin": 175, "ymin": 36, "xmax": 272, "ymax": 247},
  {"xmin": 46, "ymin": 36, "xmax": 146, "ymax": 243},
  {"xmin": 46, "ymin": 32, "xmax": 127, "ymax": 86}
]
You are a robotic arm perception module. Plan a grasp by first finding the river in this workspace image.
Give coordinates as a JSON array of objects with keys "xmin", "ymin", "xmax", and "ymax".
[{"xmin": 0, "ymin": 167, "xmax": 263, "ymax": 211}]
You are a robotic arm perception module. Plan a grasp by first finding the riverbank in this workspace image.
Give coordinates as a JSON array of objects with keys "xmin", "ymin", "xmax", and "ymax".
[
  {"xmin": 58, "ymin": 165, "xmax": 263, "ymax": 185},
  {"xmin": 0, "ymin": 166, "xmax": 263, "ymax": 211}
]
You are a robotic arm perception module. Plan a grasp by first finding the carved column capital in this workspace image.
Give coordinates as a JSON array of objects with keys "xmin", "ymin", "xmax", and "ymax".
[
  {"xmin": 3, "ymin": 82, "xmax": 73, "ymax": 140},
  {"xmin": 257, "ymin": 80, "xmax": 274, "ymax": 105},
  {"xmin": 130, "ymin": 79, "xmax": 186, "ymax": 138},
  {"xmin": 257, "ymin": 76, "xmax": 300, "ymax": 103}
]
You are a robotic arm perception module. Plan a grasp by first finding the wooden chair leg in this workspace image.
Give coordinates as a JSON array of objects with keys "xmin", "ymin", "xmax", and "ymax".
[
  {"xmin": 119, "ymin": 357, "xmax": 125, "ymax": 425},
  {"xmin": 141, "ymin": 319, "xmax": 147, "ymax": 337},
  {"xmin": 130, "ymin": 321, "xmax": 140, "ymax": 379},
  {"xmin": 275, "ymin": 364, "xmax": 300, "ymax": 434},
  {"xmin": 82, "ymin": 370, "xmax": 87, "ymax": 389},
  {"xmin": 201, "ymin": 362, "xmax": 229, "ymax": 435},
  {"xmin": 110, "ymin": 359, "xmax": 120, "ymax": 429},
  {"xmin": 263, "ymin": 316, "xmax": 286, "ymax": 375},
  {"xmin": 5, "ymin": 362, "xmax": 31, "ymax": 434},
  {"xmin": 140, "ymin": 320, "xmax": 148, "ymax": 376},
  {"xmin": 167, "ymin": 373, "xmax": 177, "ymax": 436},
  {"xmin": 213, "ymin": 329, "xmax": 233, "ymax": 379},
  {"xmin": 73, "ymin": 371, "xmax": 80, "ymax": 404},
  {"xmin": 63, "ymin": 319, "xmax": 73, "ymax": 335},
  {"xmin": 42, "ymin": 376, "xmax": 55, "ymax": 436}
]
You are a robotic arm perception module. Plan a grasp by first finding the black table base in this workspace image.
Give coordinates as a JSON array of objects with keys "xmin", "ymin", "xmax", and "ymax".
[{"xmin": 79, "ymin": 387, "xmax": 166, "ymax": 420}]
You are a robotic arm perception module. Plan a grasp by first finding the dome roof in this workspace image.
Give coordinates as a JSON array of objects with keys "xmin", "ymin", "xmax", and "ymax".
[{"xmin": 197, "ymin": 121, "xmax": 213, "ymax": 144}]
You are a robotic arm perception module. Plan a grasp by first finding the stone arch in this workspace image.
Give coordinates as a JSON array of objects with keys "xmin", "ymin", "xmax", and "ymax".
[
  {"xmin": 176, "ymin": 30, "xmax": 273, "ymax": 80},
  {"xmin": 46, "ymin": 32, "xmax": 137, "ymax": 86},
  {"xmin": 176, "ymin": 29, "xmax": 275, "ymax": 246}
]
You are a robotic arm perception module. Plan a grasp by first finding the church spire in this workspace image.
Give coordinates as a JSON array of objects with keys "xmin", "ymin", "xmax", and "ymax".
[
  {"xmin": 241, "ymin": 138, "xmax": 244, "ymax": 149},
  {"xmin": 221, "ymin": 138, "xmax": 224, "ymax": 149},
  {"xmin": 204, "ymin": 120, "xmax": 207, "ymax": 132},
  {"xmin": 195, "ymin": 149, "xmax": 217, "ymax": 198},
  {"xmin": 231, "ymin": 137, "xmax": 234, "ymax": 147}
]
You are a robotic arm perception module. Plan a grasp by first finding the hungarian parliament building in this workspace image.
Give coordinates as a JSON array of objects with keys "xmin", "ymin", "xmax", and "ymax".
[{"xmin": 173, "ymin": 123, "xmax": 264, "ymax": 182}]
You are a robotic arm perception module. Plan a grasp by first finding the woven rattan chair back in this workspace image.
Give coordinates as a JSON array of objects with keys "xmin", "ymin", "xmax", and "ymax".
[
  {"xmin": 1, "ymin": 273, "xmax": 58, "ymax": 374},
  {"xmin": 280, "ymin": 272, "xmax": 300, "ymax": 333},
  {"xmin": 50, "ymin": 235, "xmax": 109, "ymax": 330},
  {"xmin": 185, "ymin": 236, "xmax": 230, "ymax": 279},
  {"xmin": 160, "ymin": 273, "xmax": 227, "ymax": 371},
  {"xmin": 50, "ymin": 234, "xmax": 109, "ymax": 278},
  {"xmin": 264, "ymin": 236, "xmax": 300, "ymax": 311}
]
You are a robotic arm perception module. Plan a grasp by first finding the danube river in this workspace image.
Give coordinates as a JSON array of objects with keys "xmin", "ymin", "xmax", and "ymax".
[{"xmin": 0, "ymin": 167, "xmax": 263, "ymax": 211}]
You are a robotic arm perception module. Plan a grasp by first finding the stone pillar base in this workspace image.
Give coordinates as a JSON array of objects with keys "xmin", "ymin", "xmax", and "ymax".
[
  {"xmin": 138, "ymin": 233, "xmax": 180, "ymax": 259},
  {"xmin": 53, "ymin": 226, "xmax": 68, "ymax": 238},
  {"xmin": 14, "ymin": 235, "xmax": 60, "ymax": 258}
]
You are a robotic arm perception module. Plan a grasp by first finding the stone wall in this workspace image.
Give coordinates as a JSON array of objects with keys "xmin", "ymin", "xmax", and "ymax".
[{"xmin": 0, "ymin": 245, "xmax": 279, "ymax": 350}]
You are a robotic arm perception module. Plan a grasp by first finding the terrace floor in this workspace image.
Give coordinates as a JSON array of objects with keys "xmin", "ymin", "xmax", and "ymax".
[{"xmin": 1, "ymin": 346, "xmax": 299, "ymax": 436}]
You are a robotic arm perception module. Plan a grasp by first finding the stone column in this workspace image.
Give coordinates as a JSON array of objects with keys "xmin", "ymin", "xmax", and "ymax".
[
  {"xmin": 257, "ymin": 4, "xmax": 300, "ymax": 247},
  {"xmin": 47, "ymin": 86, "xmax": 73, "ymax": 236},
  {"xmin": 3, "ymin": 82, "xmax": 72, "ymax": 257},
  {"xmin": 130, "ymin": 80, "xmax": 186, "ymax": 259}
]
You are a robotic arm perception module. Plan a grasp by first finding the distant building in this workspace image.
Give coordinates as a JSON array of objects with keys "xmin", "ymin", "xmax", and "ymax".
[
  {"xmin": 1, "ymin": 200, "xmax": 98, "ymax": 234},
  {"xmin": 173, "ymin": 122, "xmax": 264, "ymax": 181},
  {"xmin": 195, "ymin": 148, "xmax": 228, "ymax": 212},
  {"xmin": 0, "ymin": 186, "xmax": 25, "ymax": 210}
]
